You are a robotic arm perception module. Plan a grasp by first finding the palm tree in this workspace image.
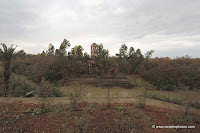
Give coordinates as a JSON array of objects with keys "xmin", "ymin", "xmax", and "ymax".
[{"xmin": 0, "ymin": 43, "xmax": 16, "ymax": 97}]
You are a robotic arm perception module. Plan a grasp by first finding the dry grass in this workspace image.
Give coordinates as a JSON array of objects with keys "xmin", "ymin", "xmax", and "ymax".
[{"xmin": 59, "ymin": 85, "xmax": 140, "ymax": 98}]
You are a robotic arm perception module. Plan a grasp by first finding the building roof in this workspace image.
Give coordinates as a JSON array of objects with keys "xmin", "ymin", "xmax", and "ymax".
[{"xmin": 91, "ymin": 43, "xmax": 98, "ymax": 46}]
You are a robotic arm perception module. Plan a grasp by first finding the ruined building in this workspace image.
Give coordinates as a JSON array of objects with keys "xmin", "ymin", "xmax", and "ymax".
[{"xmin": 91, "ymin": 43, "xmax": 98, "ymax": 58}]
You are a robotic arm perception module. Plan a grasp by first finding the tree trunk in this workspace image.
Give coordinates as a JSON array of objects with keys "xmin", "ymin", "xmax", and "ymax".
[{"xmin": 3, "ymin": 66, "xmax": 10, "ymax": 97}]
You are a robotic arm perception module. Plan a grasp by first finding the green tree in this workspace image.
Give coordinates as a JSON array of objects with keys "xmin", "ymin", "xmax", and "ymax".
[
  {"xmin": 135, "ymin": 49, "xmax": 143, "ymax": 58},
  {"xmin": 46, "ymin": 43, "xmax": 55, "ymax": 56},
  {"xmin": 98, "ymin": 44, "xmax": 109, "ymax": 59},
  {"xmin": 129, "ymin": 47, "xmax": 135, "ymax": 58},
  {"xmin": 102, "ymin": 49, "xmax": 109, "ymax": 58},
  {"xmin": 16, "ymin": 49, "xmax": 26, "ymax": 58},
  {"xmin": 133, "ymin": 49, "xmax": 144, "ymax": 74},
  {"xmin": 98, "ymin": 58, "xmax": 110, "ymax": 76},
  {"xmin": 77, "ymin": 45, "xmax": 83, "ymax": 60},
  {"xmin": 145, "ymin": 50, "xmax": 154, "ymax": 59},
  {"xmin": 119, "ymin": 44, "xmax": 128, "ymax": 58},
  {"xmin": 0, "ymin": 44, "xmax": 17, "ymax": 97},
  {"xmin": 36, "ymin": 78, "xmax": 54, "ymax": 110},
  {"xmin": 68, "ymin": 51, "xmax": 73, "ymax": 60},
  {"xmin": 83, "ymin": 52, "xmax": 89, "ymax": 63},
  {"xmin": 55, "ymin": 39, "xmax": 71, "ymax": 56}
]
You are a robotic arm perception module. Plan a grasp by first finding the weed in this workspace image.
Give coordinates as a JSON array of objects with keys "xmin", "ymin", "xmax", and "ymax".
[
  {"xmin": 26, "ymin": 106, "xmax": 52, "ymax": 116},
  {"xmin": 35, "ymin": 78, "xmax": 55, "ymax": 111},
  {"xmin": 116, "ymin": 106, "xmax": 125, "ymax": 112},
  {"xmin": 75, "ymin": 107, "xmax": 93, "ymax": 133},
  {"xmin": 106, "ymin": 88, "xmax": 113, "ymax": 109},
  {"xmin": 114, "ymin": 109, "xmax": 151, "ymax": 133},
  {"xmin": 67, "ymin": 83, "xmax": 85, "ymax": 111}
]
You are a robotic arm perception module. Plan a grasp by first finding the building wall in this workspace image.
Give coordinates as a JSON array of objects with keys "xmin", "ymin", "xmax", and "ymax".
[
  {"xmin": 74, "ymin": 46, "xmax": 78, "ymax": 55},
  {"xmin": 91, "ymin": 43, "xmax": 98, "ymax": 58}
]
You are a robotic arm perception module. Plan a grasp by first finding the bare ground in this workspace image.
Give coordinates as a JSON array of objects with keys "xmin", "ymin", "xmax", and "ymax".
[{"xmin": 0, "ymin": 97, "xmax": 199, "ymax": 113}]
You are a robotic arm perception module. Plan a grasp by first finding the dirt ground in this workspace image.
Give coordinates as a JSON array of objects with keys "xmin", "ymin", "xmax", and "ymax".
[
  {"xmin": 0, "ymin": 97, "xmax": 199, "ymax": 113},
  {"xmin": 0, "ymin": 101, "xmax": 199, "ymax": 133}
]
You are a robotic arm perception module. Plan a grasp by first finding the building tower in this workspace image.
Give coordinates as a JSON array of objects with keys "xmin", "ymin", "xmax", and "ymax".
[{"xmin": 91, "ymin": 43, "xmax": 98, "ymax": 58}]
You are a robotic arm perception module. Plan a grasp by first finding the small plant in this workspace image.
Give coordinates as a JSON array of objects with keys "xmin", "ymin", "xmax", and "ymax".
[
  {"xmin": 15, "ymin": 115, "xmax": 20, "ymax": 119},
  {"xmin": 116, "ymin": 106, "xmax": 125, "ymax": 112},
  {"xmin": 31, "ymin": 108, "xmax": 42, "ymax": 116},
  {"xmin": 134, "ymin": 105, "xmax": 139, "ymax": 108},
  {"xmin": 179, "ymin": 85, "xmax": 193, "ymax": 117},
  {"xmin": 67, "ymin": 83, "xmax": 85, "ymax": 111},
  {"xmin": 136, "ymin": 82, "xmax": 154, "ymax": 109},
  {"xmin": 26, "ymin": 107, "xmax": 52, "ymax": 116},
  {"xmin": 136, "ymin": 87, "xmax": 148, "ymax": 109},
  {"xmin": 106, "ymin": 88, "xmax": 113, "ymax": 109},
  {"xmin": 120, "ymin": 83, "xmax": 135, "ymax": 89},
  {"xmin": 75, "ymin": 107, "xmax": 93, "ymax": 133},
  {"xmin": 87, "ymin": 104, "xmax": 96, "ymax": 113},
  {"xmin": 172, "ymin": 113, "xmax": 200, "ymax": 132},
  {"xmin": 25, "ymin": 107, "xmax": 33, "ymax": 113},
  {"xmin": 114, "ymin": 109, "xmax": 151, "ymax": 133},
  {"xmin": 35, "ymin": 78, "xmax": 55, "ymax": 111}
]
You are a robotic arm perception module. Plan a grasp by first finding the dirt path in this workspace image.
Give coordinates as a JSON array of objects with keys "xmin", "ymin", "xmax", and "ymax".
[{"xmin": 0, "ymin": 97, "xmax": 199, "ymax": 113}]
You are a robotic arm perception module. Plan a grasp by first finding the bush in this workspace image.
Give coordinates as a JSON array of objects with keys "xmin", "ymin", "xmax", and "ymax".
[
  {"xmin": 67, "ymin": 83, "xmax": 85, "ymax": 110},
  {"xmin": 0, "ymin": 72, "xmax": 38, "ymax": 97},
  {"xmin": 114, "ymin": 109, "xmax": 151, "ymax": 133},
  {"xmin": 35, "ymin": 78, "xmax": 62, "ymax": 110},
  {"xmin": 11, "ymin": 55, "xmax": 83, "ymax": 85},
  {"xmin": 138, "ymin": 57, "xmax": 200, "ymax": 91},
  {"xmin": 119, "ymin": 83, "xmax": 135, "ymax": 89},
  {"xmin": 9, "ymin": 74, "xmax": 38, "ymax": 97}
]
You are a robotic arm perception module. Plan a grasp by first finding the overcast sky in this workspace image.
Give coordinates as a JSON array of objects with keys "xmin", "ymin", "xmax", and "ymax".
[{"xmin": 0, "ymin": 0, "xmax": 200, "ymax": 58}]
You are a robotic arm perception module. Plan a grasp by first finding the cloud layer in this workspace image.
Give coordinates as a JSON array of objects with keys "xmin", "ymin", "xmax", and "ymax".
[{"xmin": 0, "ymin": 0, "xmax": 200, "ymax": 57}]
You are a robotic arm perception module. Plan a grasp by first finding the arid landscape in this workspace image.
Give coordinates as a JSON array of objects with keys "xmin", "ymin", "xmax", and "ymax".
[
  {"xmin": 0, "ymin": 42, "xmax": 199, "ymax": 133},
  {"xmin": 1, "ymin": 0, "xmax": 200, "ymax": 133}
]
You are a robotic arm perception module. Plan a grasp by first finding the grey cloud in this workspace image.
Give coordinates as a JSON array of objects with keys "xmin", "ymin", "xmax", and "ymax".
[{"xmin": 0, "ymin": 0, "xmax": 200, "ymax": 57}]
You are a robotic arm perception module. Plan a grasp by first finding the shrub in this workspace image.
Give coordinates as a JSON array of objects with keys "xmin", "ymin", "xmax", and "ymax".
[
  {"xmin": 119, "ymin": 83, "xmax": 135, "ymax": 89},
  {"xmin": 106, "ymin": 88, "xmax": 113, "ymax": 109},
  {"xmin": 114, "ymin": 109, "xmax": 151, "ymax": 133},
  {"xmin": 9, "ymin": 74, "xmax": 38, "ymax": 97},
  {"xmin": 67, "ymin": 83, "xmax": 85, "ymax": 110},
  {"xmin": 35, "ymin": 78, "xmax": 58, "ymax": 111},
  {"xmin": 75, "ymin": 106, "xmax": 93, "ymax": 133},
  {"xmin": 138, "ymin": 57, "xmax": 200, "ymax": 91},
  {"xmin": 136, "ymin": 82, "xmax": 154, "ymax": 109}
]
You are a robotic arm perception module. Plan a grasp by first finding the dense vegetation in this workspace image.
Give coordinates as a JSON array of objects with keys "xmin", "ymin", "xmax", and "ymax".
[
  {"xmin": 138, "ymin": 57, "xmax": 200, "ymax": 90},
  {"xmin": 0, "ymin": 39, "xmax": 200, "ymax": 98}
]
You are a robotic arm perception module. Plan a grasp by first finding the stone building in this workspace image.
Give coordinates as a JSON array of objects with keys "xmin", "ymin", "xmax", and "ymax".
[{"xmin": 91, "ymin": 43, "xmax": 98, "ymax": 58}]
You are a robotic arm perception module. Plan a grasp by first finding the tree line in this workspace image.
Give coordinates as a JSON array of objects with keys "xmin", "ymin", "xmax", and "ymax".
[{"xmin": 0, "ymin": 38, "xmax": 200, "ymax": 97}]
